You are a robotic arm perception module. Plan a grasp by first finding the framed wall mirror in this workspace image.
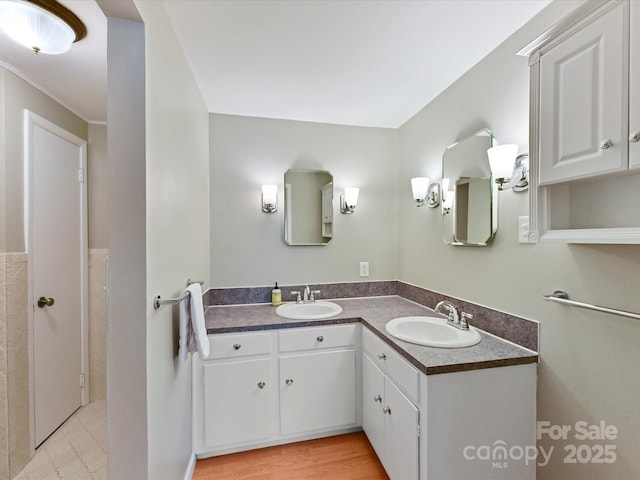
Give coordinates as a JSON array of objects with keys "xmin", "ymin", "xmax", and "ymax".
[
  {"xmin": 442, "ymin": 128, "xmax": 497, "ymax": 246},
  {"xmin": 284, "ymin": 169, "xmax": 333, "ymax": 246}
]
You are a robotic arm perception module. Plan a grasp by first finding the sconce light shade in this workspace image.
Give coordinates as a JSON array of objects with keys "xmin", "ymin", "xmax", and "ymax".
[
  {"xmin": 261, "ymin": 185, "xmax": 278, "ymax": 213},
  {"xmin": 0, "ymin": 0, "xmax": 87, "ymax": 54},
  {"xmin": 411, "ymin": 177, "xmax": 429, "ymax": 207},
  {"xmin": 487, "ymin": 144, "xmax": 518, "ymax": 189},
  {"xmin": 340, "ymin": 187, "xmax": 359, "ymax": 214}
]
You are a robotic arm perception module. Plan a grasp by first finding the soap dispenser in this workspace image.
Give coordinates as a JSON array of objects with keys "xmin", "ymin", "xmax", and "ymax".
[{"xmin": 271, "ymin": 282, "xmax": 282, "ymax": 306}]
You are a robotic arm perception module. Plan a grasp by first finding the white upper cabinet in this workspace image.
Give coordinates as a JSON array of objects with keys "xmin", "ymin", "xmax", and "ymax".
[
  {"xmin": 539, "ymin": 2, "xmax": 626, "ymax": 184},
  {"xmin": 522, "ymin": 0, "xmax": 640, "ymax": 243},
  {"xmin": 630, "ymin": 1, "xmax": 640, "ymax": 168}
]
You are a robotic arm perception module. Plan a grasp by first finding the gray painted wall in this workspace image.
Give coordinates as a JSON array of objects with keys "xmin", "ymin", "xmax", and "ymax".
[
  {"xmin": 106, "ymin": 17, "xmax": 148, "ymax": 479},
  {"xmin": 88, "ymin": 124, "xmax": 108, "ymax": 249},
  {"xmin": 209, "ymin": 113, "xmax": 399, "ymax": 288},
  {"xmin": 136, "ymin": 1, "xmax": 211, "ymax": 478}
]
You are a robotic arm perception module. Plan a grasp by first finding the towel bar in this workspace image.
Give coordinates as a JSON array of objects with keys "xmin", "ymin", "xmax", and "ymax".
[
  {"xmin": 543, "ymin": 290, "xmax": 640, "ymax": 320},
  {"xmin": 154, "ymin": 278, "xmax": 205, "ymax": 310}
]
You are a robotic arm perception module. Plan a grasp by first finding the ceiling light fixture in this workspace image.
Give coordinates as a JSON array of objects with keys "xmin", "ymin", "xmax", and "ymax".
[{"xmin": 0, "ymin": 0, "xmax": 86, "ymax": 55}]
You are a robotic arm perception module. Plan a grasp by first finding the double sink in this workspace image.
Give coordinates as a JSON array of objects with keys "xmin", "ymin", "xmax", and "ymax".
[{"xmin": 276, "ymin": 301, "xmax": 481, "ymax": 349}]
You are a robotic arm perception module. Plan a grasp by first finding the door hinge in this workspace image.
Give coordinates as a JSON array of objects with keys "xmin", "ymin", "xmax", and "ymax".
[
  {"xmin": 80, "ymin": 373, "xmax": 85, "ymax": 387},
  {"xmin": 77, "ymin": 168, "xmax": 85, "ymax": 182},
  {"xmin": 417, "ymin": 424, "xmax": 421, "ymax": 438}
]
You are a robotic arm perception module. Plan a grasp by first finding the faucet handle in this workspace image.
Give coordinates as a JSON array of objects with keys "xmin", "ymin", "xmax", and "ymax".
[
  {"xmin": 290, "ymin": 291, "xmax": 302, "ymax": 303},
  {"xmin": 310, "ymin": 290, "xmax": 321, "ymax": 302},
  {"xmin": 460, "ymin": 312, "xmax": 473, "ymax": 329}
]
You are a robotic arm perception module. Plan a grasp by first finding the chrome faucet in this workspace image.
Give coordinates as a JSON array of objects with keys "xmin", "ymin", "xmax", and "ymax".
[
  {"xmin": 435, "ymin": 300, "xmax": 469, "ymax": 330},
  {"xmin": 292, "ymin": 286, "xmax": 320, "ymax": 304}
]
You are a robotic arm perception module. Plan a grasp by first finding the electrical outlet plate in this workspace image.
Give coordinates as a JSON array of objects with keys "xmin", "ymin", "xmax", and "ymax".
[
  {"xmin": 359, "ymin": 262, "xmax": 369, "ymax": 277},
  {"xmin": 518, "ymin": 216, "xmax": 537, "ymax": 244}
]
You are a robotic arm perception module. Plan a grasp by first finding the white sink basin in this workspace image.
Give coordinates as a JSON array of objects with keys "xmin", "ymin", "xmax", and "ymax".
[
  {"xmin": 385, "ymin": 316, "xmax": 481, "ymax": 348},
  {"xmin": 275, "ymin": 301, "xmax": 343, "ymax": 320}
]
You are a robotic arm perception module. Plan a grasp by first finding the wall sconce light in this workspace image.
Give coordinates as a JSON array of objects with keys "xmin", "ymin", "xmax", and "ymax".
[
  {"xmin": 487, "ymin": 145, "xmax": 529, "ymax": 191},
  {"xmin": 261, "ymin": 185, "xmax": 278, "ymax": 213},
  {"xmin": 411, "ymin": 177, "xmax": 429, "ymax": 207},
  {"xmin": 0, "ymin": 0, "xmax": 87, "ymax": 54},
  {"xmin": 411, "ymin": 177, "xmax": 441, "ymax": 208},
  {"xmin": 340, "ymin": 187, "xmax": 359, "ymax": 214}
]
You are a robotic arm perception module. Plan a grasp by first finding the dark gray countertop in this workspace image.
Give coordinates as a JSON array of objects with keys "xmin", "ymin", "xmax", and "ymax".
[{"xmin": 204, "ymin": 296, "xmax": 538, "ymax": 375}]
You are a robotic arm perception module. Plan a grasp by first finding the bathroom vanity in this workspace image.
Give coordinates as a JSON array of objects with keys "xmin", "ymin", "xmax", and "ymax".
[{"xmin": 193, "ymin": 296, "xmax": 537, "ymax": 480}]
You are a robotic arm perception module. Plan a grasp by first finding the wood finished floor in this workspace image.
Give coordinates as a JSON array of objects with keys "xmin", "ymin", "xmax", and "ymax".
[{"xmin": 192, "ymin": 432, "xmax": 389, "ymax": 480}]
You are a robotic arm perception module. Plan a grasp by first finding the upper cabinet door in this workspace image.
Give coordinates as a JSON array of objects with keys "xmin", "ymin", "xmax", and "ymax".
[
  {"xmin": 539, "ymin": 2, "xmax": 627, "ymax": 185},
  {"xmin": 630, "ymin": 1, "xmax": 640, "ymax": 169}
]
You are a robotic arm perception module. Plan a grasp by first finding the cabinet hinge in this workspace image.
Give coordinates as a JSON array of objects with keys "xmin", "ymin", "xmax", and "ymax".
[
  {"xmin": 77, "ymin": 168, "xmax": 85, "ymax": 182},
  {"xmin": 417, "ymin": 424, "xmax": 420, "ymax": 438},
  {"xmin": 80, "ymin": 373, "xmax": 85, "ymax": 387}
]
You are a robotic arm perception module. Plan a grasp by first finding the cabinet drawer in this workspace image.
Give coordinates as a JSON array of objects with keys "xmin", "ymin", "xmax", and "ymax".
[
  {"xmin": 279, "ymin": 324, "xmax": 356, "ymax": 352},
  {"xmin": 207, "ymin": 331, "xmax": 272, "ymax": 359},
  {"xmin": 363, "ymin": 327, "xmax": 419, "ymax": 402}
]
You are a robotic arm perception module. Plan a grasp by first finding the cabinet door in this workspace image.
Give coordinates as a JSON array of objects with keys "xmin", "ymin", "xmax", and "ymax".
[
  {"xmin": 280, "ymin": 349, "xmax": 356, "ymax": 436},
  {"xmin": 203, "ymin": 358, "xmax": 273, "ymax": 448},
  {"xmin": 631, "ymin": 1, "xmax": 640, "ymax": 169},
  {"xmin": 384, "ymin": 379, "xmax": 419, "ymax": 480},
  {"xmin": 539, "ymin": 3, "xmax": 626, "ymax": 184},
  {"xmin": 362, "ymin": 354, "xmax": 385, "ymax": 461}
]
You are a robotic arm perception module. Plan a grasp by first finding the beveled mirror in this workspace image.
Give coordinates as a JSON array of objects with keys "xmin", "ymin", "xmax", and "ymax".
[
  {"xmin": 442, "ymin": 128, "xmax": 497, "ymax": 246},
  {"xmin": 284, "ymin": 169, "xmax": 333, "ymax": 245}
]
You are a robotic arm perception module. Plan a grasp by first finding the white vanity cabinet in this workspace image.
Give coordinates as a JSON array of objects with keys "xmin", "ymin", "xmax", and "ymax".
[
  {"xmin": 362, "ymin": 328, "xmax": 420, "ymax": 480},
  {"xmin": 193, "ymin": 324, "xmax": 359, "ymax": 457},
  {"xmin": 523, "ymin": 0, "xmax": 640, "ymax": 243},
  {"xmin": 195, "ymin": 331, "xmax": 277, "ymax": 452},
  {"xmin": 278, "ymin": 324, "xmax": 358, "ymax": 436},
  {"xmin": 361, "ymin": 327, "xmax": 536, "ymax": 480},
  {"xmin": 362, "ymin": 353, "xmax": 419, "ymax": 480}
]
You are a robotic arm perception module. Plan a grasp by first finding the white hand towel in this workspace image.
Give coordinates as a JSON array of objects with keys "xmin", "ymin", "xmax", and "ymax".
[{"xmin": 178, "ymin": 283, "xmax": 210, "ymax": 361}]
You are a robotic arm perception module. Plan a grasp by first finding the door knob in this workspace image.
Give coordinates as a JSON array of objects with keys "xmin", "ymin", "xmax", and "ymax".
[
  {"xmin": 37, "ymin": 297, "xmax": 55, "ymax": 308},
  {"xmin": 630, "ymin": 132, "xmax": 640, "ymax": 143}
]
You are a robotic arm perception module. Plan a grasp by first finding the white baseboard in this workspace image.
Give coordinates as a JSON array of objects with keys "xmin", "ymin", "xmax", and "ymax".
[{"xmin": 183, "ymin": 453, "xmax": 197, "ymax": 480}]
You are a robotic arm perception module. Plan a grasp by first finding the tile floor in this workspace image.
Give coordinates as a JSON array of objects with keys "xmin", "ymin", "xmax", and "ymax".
[{"xmin": 14, "ymin": 400, "xmax": 107, "ymax": 480}]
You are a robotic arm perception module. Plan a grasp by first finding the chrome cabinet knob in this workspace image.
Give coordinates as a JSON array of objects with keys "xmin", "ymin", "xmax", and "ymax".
[
  {"xmin": 373, "ymin": 394, "xmax": 382, "ymax": 403},
  {"xmin": 600, "ymin": 139, "xmax": 613, "ymax": 149},
  {"xmin": 37, "ymin": 297, "xmax": 55, "ymax": 308},
  {"xmin": 232, "ymin": 343, "xmax": 241, "ymax": 350},
  {"xmin": 383, "ymin": 406, "xmax": 392, "ymax": 415},
  {"xmin": 285, "ymin": 378, "xmax": 294, "ymax": 386},
  {"xmin": 630, "ymin": 132, "xmax": 640, "ymax": 143},
  {"xmin": 257, "ymin": 381, "xmax": 266, "ymax": 389},
  {"xmin": 316, "ymin": 335, "xmax": 324, "ymax": 342},
  {"xmin": 378, "ymin": 353, "xmax": 386, "ymax": 361}
]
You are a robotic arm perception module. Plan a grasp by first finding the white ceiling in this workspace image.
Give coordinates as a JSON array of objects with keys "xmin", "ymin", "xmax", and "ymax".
[{"xmin": 0, "ymin": 0, "xmax": 551, "ymax": 127}]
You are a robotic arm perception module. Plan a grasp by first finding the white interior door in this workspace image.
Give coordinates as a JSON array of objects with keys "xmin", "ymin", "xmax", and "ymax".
[{"xmin": 25, "ymin": 111, "xmax": 88, "ymax": 448}]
